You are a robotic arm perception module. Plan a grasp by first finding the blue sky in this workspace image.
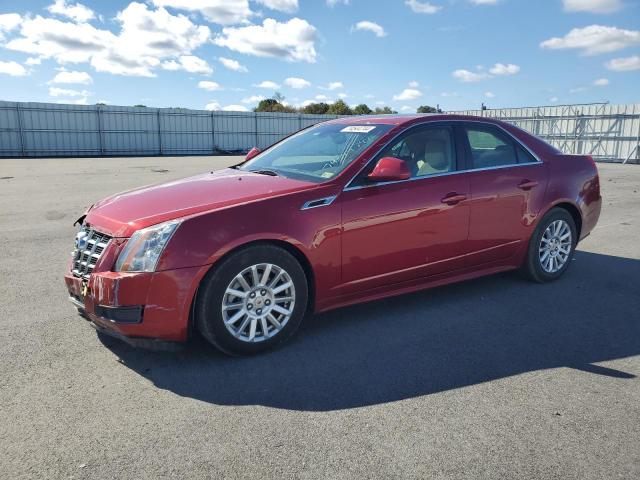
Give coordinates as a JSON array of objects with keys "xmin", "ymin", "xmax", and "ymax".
[{"xmin": 0, "ymin": 0, "xmax": 638, "ymax": 112}]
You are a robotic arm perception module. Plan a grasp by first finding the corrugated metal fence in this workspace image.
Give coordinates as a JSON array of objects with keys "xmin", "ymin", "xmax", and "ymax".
[
  {"xmin": 450, "ymin": 103, "xmax": 640, "ymax": 164},
  {"xmin": 1, "ymin": 100, "xmax": 639, "ymax": 162},
  {"xmin": 0, "ymin": 101, "xmax": 340, "ymax": 157}
]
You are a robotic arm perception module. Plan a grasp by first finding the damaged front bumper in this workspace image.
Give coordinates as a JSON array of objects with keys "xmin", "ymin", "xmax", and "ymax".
[{"xmin": 64, "ymin": 266, "xmax": 202, "ymax": 350}]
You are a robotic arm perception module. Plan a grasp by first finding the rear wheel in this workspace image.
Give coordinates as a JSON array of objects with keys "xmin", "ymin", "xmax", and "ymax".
[
  {"xmin": 196, "ymin": 245, "xmax": 308, "ymax": 355},
  {"xmin": 522, "ymin": 208, "xmax": 577, "ymax": 283}
]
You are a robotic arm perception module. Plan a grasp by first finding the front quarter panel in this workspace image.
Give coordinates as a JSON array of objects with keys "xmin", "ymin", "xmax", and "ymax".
[{"xmin": 156, "ymin": 187, "xmax": 343, "ymax": 304}]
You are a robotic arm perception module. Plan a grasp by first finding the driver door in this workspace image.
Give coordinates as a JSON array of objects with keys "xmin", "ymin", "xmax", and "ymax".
[{"xmin": 339, "ymin": 125, "xmax": 470, "ymax": 295}]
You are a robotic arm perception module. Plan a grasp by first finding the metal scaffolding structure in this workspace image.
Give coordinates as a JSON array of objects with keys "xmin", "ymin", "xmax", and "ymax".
[{"xmin": 449, "ymin": 103, "xmax": 640, "ymax": 164}]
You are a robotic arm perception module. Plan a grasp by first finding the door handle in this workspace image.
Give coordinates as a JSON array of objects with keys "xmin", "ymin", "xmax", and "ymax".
[
  {"xmin": 518, "ymin": 180, "xmax": 538, "ymax": 190},
  {"xmin": 441, "ymin": 193, "xmax": 467, "ymax": 205}
]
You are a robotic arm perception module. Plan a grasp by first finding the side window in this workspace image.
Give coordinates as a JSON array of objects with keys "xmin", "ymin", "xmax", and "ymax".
[
  {"xmin": 465, "ymin": 127, "xmax": 518, "ymax": 169},
  {"xmin": 516, "ymin": 144, "xmax": 538, "ymax": 164},
  {"xmin": 380, "ymin": 127, "xmax": 455, "ymax": 178}
]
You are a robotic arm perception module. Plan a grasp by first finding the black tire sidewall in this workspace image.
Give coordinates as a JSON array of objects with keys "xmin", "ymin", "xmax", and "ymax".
[
  {"xmin": 525, "ymin": 208, "xmax": 577, "ymax": 283},
  {"xmin": 196, "ymin": 245, "xmax": 308, "ymax": 356}
]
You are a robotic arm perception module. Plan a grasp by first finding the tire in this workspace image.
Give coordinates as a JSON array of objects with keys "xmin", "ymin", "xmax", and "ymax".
[
  {"xmin": 195, "ymin": 244, "xmax": 308, "ymax": 356},
  {"xmin": 522, "ymin": 207, "xmax": 577, "ymax": 283}
]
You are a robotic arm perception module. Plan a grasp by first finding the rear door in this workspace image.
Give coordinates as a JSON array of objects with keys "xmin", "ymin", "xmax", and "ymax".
[{"xmin": 460, "ymin": 123, "xmax": 549, "ymax": 266}]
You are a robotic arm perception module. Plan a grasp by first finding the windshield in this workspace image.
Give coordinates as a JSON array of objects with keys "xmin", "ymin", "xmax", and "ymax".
[{"xmin": 239, "ymin": 123, "xmax": 393, "ymax": 183}]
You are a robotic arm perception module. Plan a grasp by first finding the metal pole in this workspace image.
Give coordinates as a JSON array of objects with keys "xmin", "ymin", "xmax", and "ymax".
[
  {"xmin": 254, "ymin": 112, "xmax": 259, "ymax": 148},
  {"xmin": 96, "ymin": 106, "xmax": 104, "ymax": 155},
  {"xmin": 157, "ymin": 109, "xmax": 162, "ymax": 155},
  {"xmin": 16, "ymin": 102, "xmax": 25, "ymax": 157},
  {"xmin": 211, "ymin": 110, "xmax": 216, "ymax": 153}
]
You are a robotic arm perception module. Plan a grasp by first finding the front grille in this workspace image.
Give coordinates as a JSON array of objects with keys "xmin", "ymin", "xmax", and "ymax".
[{"xmin": 71, "ymin": 227, "xmax": 112, "ymax": 280}]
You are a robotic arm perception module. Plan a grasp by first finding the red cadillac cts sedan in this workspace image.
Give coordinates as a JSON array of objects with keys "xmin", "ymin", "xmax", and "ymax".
[{"xmin": 65, "ymin": 115, "xmax": 601, "ymax": 355}]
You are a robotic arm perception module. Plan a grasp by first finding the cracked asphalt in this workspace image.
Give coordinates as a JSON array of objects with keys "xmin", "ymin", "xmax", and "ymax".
[{"xmin": 0, "ymin": 157, "xmax": 638, "ymax": 479}]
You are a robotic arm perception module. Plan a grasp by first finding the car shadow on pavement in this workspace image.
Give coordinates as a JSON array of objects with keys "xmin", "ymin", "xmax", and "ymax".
[{"xmin": 100, "ymin": 251, "xmax": 639, "ymax": 411}]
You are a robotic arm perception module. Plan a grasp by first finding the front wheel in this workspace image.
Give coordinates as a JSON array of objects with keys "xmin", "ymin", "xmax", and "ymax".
[
  {"xmin": 195, "ymin": 245, "xmax": 308, "ymax": 356},
  {"xmin": 522, "ymin": 208, "xmax": 577, "ymax": 283}
]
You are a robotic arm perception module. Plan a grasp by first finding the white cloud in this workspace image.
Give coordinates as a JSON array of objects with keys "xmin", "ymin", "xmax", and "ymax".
[
  {"xmin": 47, "ymin": 0, "xmax": 95, "ymax": 23},
  {"xmin": 375, "ymin": 101, "xmax": 385, "ymax": 105},
  {"xmin": 408, "ymin": 80, "xmax": 419, "ymax": 87},
  {"xmin": 6, "ymin": 3, "xmax": 211, "ymax": 77},
  {"xmin": 562, "ymin": 0, "xmax": 622, "ymax": 14},
  {"xmin": 327, "ymin": 0, "xmax": 349, "ymax": 6},
  {"xmin": 51, "ymin": 70, "xmax": 92, "ymax": 84},
  {"xmin": 593, "ymin": 77, "xmax": 609, "ymax": 86},
  {"xmin": 470, "ymin": 0, "xmax": 500, "ymax": 4},
  {"xmin": 452, "ymin": 69, "xmax": 490, "ymax": 82},
  {"xmin": 338, "ymin": 92, "xmax": 348, "ymax": 98},
  {"xmin": 25, "ymin": 57, "xmax": 42, "ymax": 66},
  {"xmin": 489, "ymin": 63, "xmax": 520, "ymax": 75},
  {"xmin": 219, "ymin": 57, "xmax": 248, "ymax": 72},
  {"xmin": 605, "ymin": 55, "xmax": 640, "ymax": 71},
  {"xmin": 6, "ymin": 15, "xmax": 117, "ymax": 64},
  {"xmin": 405, "ymin": 0, "xmax": 441, "ymax": 14},
  {"xmin": 0, "ymin": 13, "xmax": 21, "ymax": 40},
  {"xmin": 315, "ymin": 94, "xmax": 330, "ymax": 101},
  {"xmin": 319, "ymin": 81, "xmax": 344, "ymax": 90},
  {"xmin": 178, "ymin": 55, "xmax": 213, "ymax": 74},
  {"xmin": 48, "ymin": 86, "xmax": 90, "ymax": 97},
  {"xmin": 540, "ymin": 25, "xmax": 640, "ymax": 55},
  {"xmin": 254, "ymin": 80, "xmax": 281, "ymax": 88},
  {"xmin": 255, "ymin": 0, "xmax": 299, "ymax": 14},
  {"xmin": 152, "ymin": 0, "xmax": 253, "ymax": 25},
  {"xmin": 222, "ymin": 104, "xmax": 249, "ymax": 111},
  {"xmin": 58, "ymin": 97, "xmax": 89, "ymax": 105},
  {"xmin": 440, "ymin": 91, "xmax": 459, "ymax": 97},
  {"xmin": 215, "ymin": 18, "xmax": 317, "ymax": 63},
  {"xmin": 0, "ymin": 60, "xmax": 28, "ymax": 76},
  {"xmin": 550, "ymin": 96, "xmax": 559, "ymax": 102},
  {"xmin": 400, "ymin": 105, "xmax": 413, "ymax": 112},
  {"xmin": 569, "ymin": 86, "xmax": 587, "ymax": 93},
  {"xmin": 241, "ymin": 95, "xmax": 266, "ymax": 104},
  {"xmin": 484, "ymin": 91, "xmax": 495, "ymax": 98},
  {"xmin": 452, "ymin": 63, "xmax": 518, "ymax": 82},
  {"xmin": 198, "ymin": 80, "xmax": 222, "ymax": 90},
  {"xmin": 205, "ymin": 101, "xmax": 221, "ymax": 110},
  {"xmin": 364, "ymin": 94, "xmax": 375, "ymax": 99},
  {"xmin": 393, "ymin": 88, "xmax": 423, "ymax": 100},
  {"xmin": 284, "ymin": 77, "xmax": 311, "ymax": 88},
  {"xmin": 353, "ymin": 21, "xmax": 386, "ymax": 37}
]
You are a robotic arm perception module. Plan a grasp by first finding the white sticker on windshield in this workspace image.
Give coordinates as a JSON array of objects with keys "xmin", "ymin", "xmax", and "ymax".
[{"xmin": 341, "ymin": 126, "xmax": 376, "ymax": 133}]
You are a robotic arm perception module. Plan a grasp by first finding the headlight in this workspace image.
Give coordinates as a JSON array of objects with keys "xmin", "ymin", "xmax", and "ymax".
[{"xmin": 115, "ymin": 220, "xmax": 180, "ymax": 272}]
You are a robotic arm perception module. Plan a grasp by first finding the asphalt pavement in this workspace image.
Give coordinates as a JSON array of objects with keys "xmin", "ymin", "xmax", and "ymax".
[{"xmin": 0, "ymin": 156, "xmax": 638, "ymax": 479}]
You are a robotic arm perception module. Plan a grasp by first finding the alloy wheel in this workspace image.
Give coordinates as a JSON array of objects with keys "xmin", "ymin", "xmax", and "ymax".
[
  {"xmin": 221, "ymin": 263, "xmax": 296, "ymax": 343},
  {"xmin": 538, "ymin": 219, "xmax": 572, "ymax": 273}
]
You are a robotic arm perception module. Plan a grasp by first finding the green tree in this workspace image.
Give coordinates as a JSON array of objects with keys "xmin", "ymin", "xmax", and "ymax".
[
  {"xmin": 301, "ymin": 102, "xmax": 330, "ymax": 114},
  {"xmin": 373, "ymin": 106, "xmax": 398, "ymax": 114},
  {"xmin": 353, "ymin": 104, "xmax": 372, "ymax": 115},
  {"xmin": 417, "ymin": 105, "xmax": 442, "ymax": 113},
  {"xmin": 327, "ymin": 99, "xmax": 353, "ymax": 115},
  {"xmin": 254, "ymin": 97, "xmax": 296, "ymax": 113}
]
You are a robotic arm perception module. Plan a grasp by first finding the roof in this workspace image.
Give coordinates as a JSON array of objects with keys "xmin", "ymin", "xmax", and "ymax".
[{"xmin": 325, "ymin": 113, "xmax": 509, "ymax": 127}]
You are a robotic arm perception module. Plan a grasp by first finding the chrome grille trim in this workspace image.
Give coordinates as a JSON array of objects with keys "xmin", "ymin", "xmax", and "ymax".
[{"xmin": 71, "ymin": 228, "xmax": 112, "ymax": 280}]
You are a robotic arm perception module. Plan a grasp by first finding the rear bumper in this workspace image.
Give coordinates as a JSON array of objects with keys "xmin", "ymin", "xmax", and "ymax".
[{"xmin": 64, "ymin": 265, "xmax": 203, "ymax": 346}]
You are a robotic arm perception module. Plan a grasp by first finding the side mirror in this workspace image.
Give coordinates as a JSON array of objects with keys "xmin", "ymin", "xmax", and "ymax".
[
  {"xmin": 246, "ymin": 147, "xmax": 261, "ymax": 161},
  {"xmin": 367, "ymin": 157, "xmax": 411, "ymax": 182}
]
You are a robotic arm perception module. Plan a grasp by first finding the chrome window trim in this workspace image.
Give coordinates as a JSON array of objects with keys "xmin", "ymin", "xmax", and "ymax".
[
  {"xmin": 301, "ymin": 195, "xmax": 338, "ymax": 210},
  {"xmin": 342, "ymin": 119, "xmax": 543, "ymax": 192}
]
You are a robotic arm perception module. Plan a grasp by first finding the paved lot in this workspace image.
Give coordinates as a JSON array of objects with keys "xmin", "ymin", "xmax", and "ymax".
[{"xmin": 0, "ymin": 157, "xmax": 639, "ymax": 479}]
